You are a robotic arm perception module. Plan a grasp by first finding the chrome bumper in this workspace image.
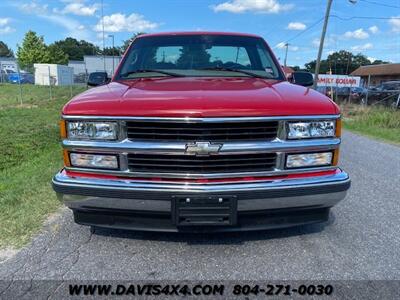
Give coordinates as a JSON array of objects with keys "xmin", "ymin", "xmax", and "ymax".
[{"xmin": 52, "ymin": 169, "xmax": 350, "ymax": 212}]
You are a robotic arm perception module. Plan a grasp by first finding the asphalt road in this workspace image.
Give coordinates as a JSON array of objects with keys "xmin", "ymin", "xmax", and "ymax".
[{"xmin": 1, "ymin": 132, "xmax": 399, "ymax": 287}]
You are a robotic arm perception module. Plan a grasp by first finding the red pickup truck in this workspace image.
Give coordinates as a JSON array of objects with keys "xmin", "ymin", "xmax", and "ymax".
[{"xmin": 52, "ymin": 32, "xmax": 350, "ymax": 232}]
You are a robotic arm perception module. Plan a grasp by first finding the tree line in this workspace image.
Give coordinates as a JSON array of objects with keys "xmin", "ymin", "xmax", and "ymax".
[
  {"xmin": 0, "ymin": 31, "xmax": 143, "ymax": 72},
  {"xmin": 0, "ymin": 30, "xmax": 389, "ymax": 73},
  {"xmin": 299, "ymin": 50, "xmax": 389, "ymax": 75}
]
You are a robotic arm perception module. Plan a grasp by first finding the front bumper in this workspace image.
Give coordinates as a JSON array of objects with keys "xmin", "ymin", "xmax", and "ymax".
[{"xmin": 52, "ymin": 169, "xmax": 350, "ymax": 232}]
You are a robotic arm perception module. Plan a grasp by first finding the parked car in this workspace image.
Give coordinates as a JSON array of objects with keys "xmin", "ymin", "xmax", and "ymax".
[
  {"xmin": 0, "ymin": 69, "xmax": 10, "ymax": 83},
  {"xmin": 316, "ymin": 86, "xmax": 339, "ymax": 99},
  {"xmin": 53, "ymin": 32, "xmax": 350, "ymax": 233},
  {"xmin": 7, "ymin": 70, "xmax": 34, "ymax": 84},
  {"xmin": 350, "ymin": 87, "xmax": 367, "ymax": 104},
  {"xmin": 74, "ymin": 72, "xmax": 88, "ymax": 84},
  {"xmin": 87, "ymin": 71, "xmax": 109, "ymax": 87},
  {"xmin": 367, "ymin": 81, "xmax": 400, "ymax": 106},
  {"xmin": 381, "ymin": 81, "xmax": 400, "ymax": 91}
]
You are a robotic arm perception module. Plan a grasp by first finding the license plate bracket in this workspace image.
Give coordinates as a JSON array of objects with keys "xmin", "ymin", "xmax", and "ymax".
[{"xmin": 172, "ymin": 195, "xmax": 237, "ymax": 226}]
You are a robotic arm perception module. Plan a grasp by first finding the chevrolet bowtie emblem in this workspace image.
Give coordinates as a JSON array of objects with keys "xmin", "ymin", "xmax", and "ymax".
[{"xmin": 185, "ymin": 142, "xmax": 223, "ymax": 156}]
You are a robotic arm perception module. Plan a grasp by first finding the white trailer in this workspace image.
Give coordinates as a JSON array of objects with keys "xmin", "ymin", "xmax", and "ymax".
[{"xmin": 34, "ymin": 64, "xmax": 73, "ymax": 86}]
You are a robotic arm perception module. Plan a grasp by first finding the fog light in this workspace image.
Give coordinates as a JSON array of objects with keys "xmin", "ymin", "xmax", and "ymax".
[
  {"xmin": 286, "ymin": 152, "xmax": 333, "ymax": 168},
  {"xmin": 70, "ymin": 153, "xmax": 118, "ymax": 169}
]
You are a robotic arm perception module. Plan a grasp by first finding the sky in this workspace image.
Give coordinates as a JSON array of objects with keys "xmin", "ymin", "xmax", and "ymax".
[{"xmin": 0, "ymin": 0, "xmax": 399, "ymax": 67}]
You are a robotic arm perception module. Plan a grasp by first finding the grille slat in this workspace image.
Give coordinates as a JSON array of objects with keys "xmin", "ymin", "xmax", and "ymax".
[
  {"xmin": 127, "ymin": 132, "xmax": 276, "ymax": 137},
  {"xmin": 127, "ymin": 158, "xmax": 276, "ymax": 163},
  {"xmin": 127, "ymin": 153, "xmax": 277, "ymax": 174},
  {"xmin": 126, "ymin": 121, "xmax": 279, "ymax": 142},
  {"xmin": 126, "ymin": 125, "xmax": 278, "ymax": 130}
]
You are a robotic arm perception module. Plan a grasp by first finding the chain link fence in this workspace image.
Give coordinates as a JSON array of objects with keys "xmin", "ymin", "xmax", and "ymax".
[
  {"xmin": 316, "ymin": 82, "xmax": 400, "ymax": 109},
  {"xmin": 0, "ymin": 63, "xmax": 94, "ymax": 106}
]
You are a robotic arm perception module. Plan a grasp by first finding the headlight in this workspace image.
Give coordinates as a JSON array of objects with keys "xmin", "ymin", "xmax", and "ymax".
[
  {"xmin": 287, "ymin": 121, "xmax": 335, "ymax": 139},
  {"xmin": 69, "ymin": 153, "xmax": 118, "ymax": 169},
  {"xmin": 286, "ymin": 152, "xmax": 333, "ymax": 168},
  {"xmin": 67, "ymin": 121, "xmax": 117, "ymax": 140}
]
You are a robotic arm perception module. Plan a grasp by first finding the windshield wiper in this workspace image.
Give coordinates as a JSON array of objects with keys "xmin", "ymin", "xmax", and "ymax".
[
  {"xmin": 196, "ymin": 67, "xmax": 272, "ymax": 79},
  {"xmin": 120, "ymin": 69, "xmax": 185, "ymax": 78}
]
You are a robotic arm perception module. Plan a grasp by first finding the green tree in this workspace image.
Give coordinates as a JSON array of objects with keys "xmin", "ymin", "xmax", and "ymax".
[
  {"xmin": 52, "ymin": 37, "xmax": 100, "ymax": 60},
  {"xmin": 371, "ymin": 59, "xmax": 389, "ymax": 65},
  {"xmin": 46, "ymin": 44, "xmax": 68, "ymax": 65},
  {"xmin": 0, "ymin": 41, "xmax": 14, "ymax": 57},
  {"xmin": 305, "ymin": 50, "xmax": 374, "ymax": 75},
  {"xmin": 16, "ymin": 31, "xmax": 50, "ymax": 71},
  {"xmin": 101, "ymin": 46, "xmax": 121, "ymax": 56},
  {"xmin": 292, "ymin": 65, "xmax": 302, "ymax": 71}
]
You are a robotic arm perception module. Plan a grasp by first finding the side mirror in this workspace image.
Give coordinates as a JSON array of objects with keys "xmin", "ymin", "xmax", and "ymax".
[
  {"xmin": 87, "ymin": 72, "xmax": 109, "ymax": 87},
  {"xmin": 289, "ymin": 71, "xmax": 314, "ymax": 87}
]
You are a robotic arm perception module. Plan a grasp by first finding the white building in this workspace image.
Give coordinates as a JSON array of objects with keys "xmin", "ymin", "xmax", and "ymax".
[
  {"xmin": 83, "ymin": 55, "xmax": 122, "ymax": 77},
  {"xmin": 67, "ymin": 56, "xmax": 122, "ymax": 80},
  {"xmin": 68, "ymin": 60, "xmax": 87, "ymax": 75},
  {"xmin": 0, "ymin": 57, "xmax": 18, "ymax": 72},
  {"xmin": 34, "ymin": 64, "xmax": 74, "ymax": 86}
]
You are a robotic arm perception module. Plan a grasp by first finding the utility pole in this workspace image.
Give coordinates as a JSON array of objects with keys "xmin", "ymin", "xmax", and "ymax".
[
  {"xmin": 284, "ymin": 43, "xmax": 289, "ymax": 67},
  {"xmin": 108, "ymin": 34, "xmax": 115, "ymax": 75},
  {"xmin": 313, "ymin": 0, "xmax": 357, "ymax": 89},
  {"xmin": 313, "ymin": 0, "xmax": 333, "ymax": 89},
  {"xmin": 101, "ymin": 0, "xmax": 106, "ymax": 72}
]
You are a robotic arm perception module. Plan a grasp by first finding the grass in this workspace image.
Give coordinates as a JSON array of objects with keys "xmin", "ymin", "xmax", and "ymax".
[
  {"xmin": 0, "ymin": 83, "xmax": 85, "ymax": 248},
  {"xmin": 341, "ymin": 104, "xmax": 400, "ymax": 144}
]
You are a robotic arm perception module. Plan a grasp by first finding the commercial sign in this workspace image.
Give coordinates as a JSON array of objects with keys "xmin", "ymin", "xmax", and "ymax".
[{"xmin": 316, "ymin": 74, "xmax": 361, "ymax": 88}]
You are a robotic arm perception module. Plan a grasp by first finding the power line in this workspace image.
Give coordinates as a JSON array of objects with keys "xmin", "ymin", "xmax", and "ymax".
[
  {"xmin": 330, "ymin": 15, "xmax": 400, "ymax": 20},
  {"xmin": 357, "ymin": 0, "xmax": 400, "ymax": 9},
  {"xmin": 273, "ymin": 14, "xmax": 400, "ymax": 47},
  {"xmin": 283, "ymin": 17, "xmax": 325, "ymax": 44}
]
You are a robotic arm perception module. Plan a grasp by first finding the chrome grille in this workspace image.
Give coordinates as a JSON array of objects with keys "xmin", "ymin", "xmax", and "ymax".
[
  {"xmin": 127, "ymin": 153, "xmax": 277, "ymax": 174},
  {"xmin": 126, "ymin": 121, "xmax": 279, "ymax": 142}
]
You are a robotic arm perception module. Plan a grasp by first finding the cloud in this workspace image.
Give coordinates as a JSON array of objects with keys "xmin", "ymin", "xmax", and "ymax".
[
  {"xmin": 58, "ymin": 1, "xmax": 100, "ymax": 16},
  {"xmin": 276, "ymin": 42, "xmax": 287, "ymax": 49},
  {"xmin": 0, "ymin": 18, "xmax": 15, "ymax": 35},
  {"xmin": 367, "ymin": 56, "xmax": 376, "ymax": 62},
  {"xmin": 94, "ymin": 13, "xmax": 158, "ymax": 33},
  {"xmin": 351, "ymin": 43, "xmax": 373, "ymax": 51},
  {"xmin": 275, "ymin": 42, "xmax": 298, "ymax": 51},
  {"xmin": 287, "ymin": 22, "xmax": 306, "ymax": 30},
  {"xmin": 0, "ymin": 26, "xmax": 15, "ymax": 34},
  {"xmin": 40, "ymin": 14, "xmax": 92, "ymax": 40},
  {"xmin": 19, "ymin": 2, "xmax": 48, "ymax": 14},
  {"xmin": 312, "ymin": 35, "xmax": 336, "ymax": 47},
  {"xmin": 0, "ymin": 18, "xmax": 10, "ymax": 26},
  {"xmin": 342, "ymin": 28, "xmax": 369, "ymax": 40},
  {"xmin": 16, "ymin": 1, "xmax": 91, "ymax": 40},
  {"xmin": 388, "ymin": 16, "xmax": 400, "ymax": 33},
  {"xmin": 368, "ymin": 25, "xmax": 379, "ymax": 34},
  {"xmin": 312, "ymin": 39, "xmax": 320, "ymax": 47},
  {"xmin": 212, "ymin": 0, "xmax": 293, "ymax": 14}
]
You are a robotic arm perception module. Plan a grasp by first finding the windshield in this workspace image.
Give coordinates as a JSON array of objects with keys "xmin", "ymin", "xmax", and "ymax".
[{"xmin": 116, "ymin": 34, "xmax": 284, "ymax": 80}]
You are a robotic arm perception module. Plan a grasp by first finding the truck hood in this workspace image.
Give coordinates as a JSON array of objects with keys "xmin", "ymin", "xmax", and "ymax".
[{"xmin": 63, "ymin": 77, "xmax": 338, "ymax": 117}]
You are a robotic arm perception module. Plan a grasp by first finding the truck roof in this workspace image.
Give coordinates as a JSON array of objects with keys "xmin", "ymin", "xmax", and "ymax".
[{"xmin": 137, "ymin": 31, "xmax": 263, "ymax": 39}]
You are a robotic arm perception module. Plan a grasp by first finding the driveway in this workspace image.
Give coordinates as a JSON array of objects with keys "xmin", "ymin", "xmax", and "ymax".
[{"xmin": 1, "ymin": 132, "xmax": 399, "ymax": 286}]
